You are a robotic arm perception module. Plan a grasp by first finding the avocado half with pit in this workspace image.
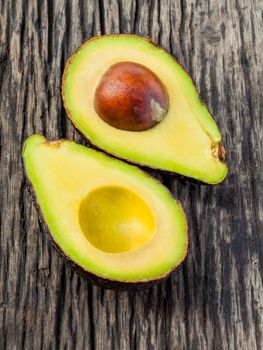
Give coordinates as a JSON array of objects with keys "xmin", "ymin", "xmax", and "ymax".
[
  {"xmin": 62, "ymin": 34, "xmax": 227, "ymax": 184},
  {"xmin": 23, "ymin": 135, "xmax": 188, "ymax": 289}
]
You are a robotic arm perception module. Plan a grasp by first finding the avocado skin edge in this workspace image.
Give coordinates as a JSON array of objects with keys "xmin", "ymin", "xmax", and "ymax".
[
  {"xmin": 71, "ymin": 126, "xmax": 227, "ymax": 188},
  {"xmin": 23, "ymin": 146, "xmax": 188, "ymax": 291}
]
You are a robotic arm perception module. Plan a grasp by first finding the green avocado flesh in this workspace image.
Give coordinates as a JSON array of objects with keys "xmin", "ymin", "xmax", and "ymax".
[
  {"xmin": 62, "ymin": 35, "xmax": 227, "ymax": 184},
  {"xmin": 23, "ymin": 134, "xmax": 188, "ymax": 283}
]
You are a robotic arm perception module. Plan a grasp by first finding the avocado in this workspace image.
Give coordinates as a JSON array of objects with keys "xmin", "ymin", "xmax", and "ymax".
[
  {"xmin": 23, "ymin": 134, "xmax": 188, "ymax": 288},
  {"xmin": 62, "ymin": 35, "xmax": 227, "ymax": 184}
]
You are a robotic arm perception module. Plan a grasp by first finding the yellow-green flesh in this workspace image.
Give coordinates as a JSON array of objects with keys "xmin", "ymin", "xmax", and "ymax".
[
  {"xmin": 63, "ymin": 35, "xmax": 227, "ymax": 184},
  {"xmin": 23, "ymin": 135, "xmax": 187, "ymax": 282}
]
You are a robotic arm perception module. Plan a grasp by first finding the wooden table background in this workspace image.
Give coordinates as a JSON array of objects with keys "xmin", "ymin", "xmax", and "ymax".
[{"xmin": 0, "ymin": 0, "xmax": 262, "ymax": 349}]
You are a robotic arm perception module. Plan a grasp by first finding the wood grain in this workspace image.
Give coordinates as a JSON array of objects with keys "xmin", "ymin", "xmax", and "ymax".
[{"xmin": 0, "ymin": 0, "xmax": 262, "ymax": 349}]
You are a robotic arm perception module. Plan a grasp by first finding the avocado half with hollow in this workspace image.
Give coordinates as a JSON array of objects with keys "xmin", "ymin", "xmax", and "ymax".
[
  {"xmin": 62, "ymin": 34, "xmax": 227, "ymax": 184},
  {"xmin": 23, "ymin": 134, "xmax": 188, "ymax": 289}
]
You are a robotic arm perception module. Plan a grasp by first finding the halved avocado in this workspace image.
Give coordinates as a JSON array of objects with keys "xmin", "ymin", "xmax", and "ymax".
[
  {"xmin": 62, "ymin": 34, "xmax": 227, "ymax": 184},
  {"xmin": 23, "ymin": 134, "xmax": 188, "ymax": 288}
]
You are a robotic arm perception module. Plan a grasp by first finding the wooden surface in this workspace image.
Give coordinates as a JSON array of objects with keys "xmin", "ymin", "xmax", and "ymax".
[{"xmin": 0, "ymin": 0, "xmax": 262, "ymax": 349}]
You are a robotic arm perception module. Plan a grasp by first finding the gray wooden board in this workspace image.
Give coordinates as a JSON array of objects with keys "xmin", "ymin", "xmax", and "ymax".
[{"xmin": 0, "ymin": 0, "xmax": 262, "ymax": 349}]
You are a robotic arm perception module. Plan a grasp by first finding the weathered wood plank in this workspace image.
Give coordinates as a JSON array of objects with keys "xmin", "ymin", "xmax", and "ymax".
[{"xmin": 0, "ymin": 0, "xmax": 262, "ymax": 349}]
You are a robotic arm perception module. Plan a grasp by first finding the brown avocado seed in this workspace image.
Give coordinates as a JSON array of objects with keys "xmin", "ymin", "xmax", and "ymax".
[{"xmin": 94, "ymin": 62, "xmax": 169, "ymax": 131}]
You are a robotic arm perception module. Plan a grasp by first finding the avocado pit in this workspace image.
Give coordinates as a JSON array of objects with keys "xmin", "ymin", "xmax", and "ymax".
[{"xmin": 94, "ymin": 62, "xmax": 169, "ymax": 131}]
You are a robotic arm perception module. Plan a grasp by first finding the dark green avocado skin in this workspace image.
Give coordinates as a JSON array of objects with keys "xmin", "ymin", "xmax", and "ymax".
[{"xmin": 26, "ymin": 181, "xmax": 174, "ymax": 291}]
